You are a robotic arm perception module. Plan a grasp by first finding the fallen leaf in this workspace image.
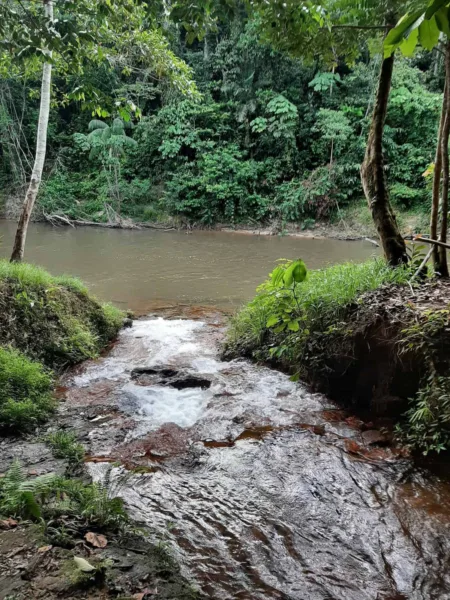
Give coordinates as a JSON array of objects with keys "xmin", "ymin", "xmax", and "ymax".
[
  {"xmin": 38, "ymin": 545, "xmax": 53, "ymax": 553},
  {"xmin": 0, "ymin": 518, "xmax": 18, "ymax": 530},
  {"xmin": 74, "ymin": 556, "xmax": 96, "ymax": 572},
  {"xmin": 85, "ymin": 532, "xmax": 107, "ymax": 548}
]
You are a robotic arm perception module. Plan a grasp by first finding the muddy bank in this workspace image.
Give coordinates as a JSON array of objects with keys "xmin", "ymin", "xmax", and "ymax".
[
  {"xmin": 16, "ymin": 309, "xmax": 448, "ymax": 600},
  {"xmin": 279, "ymin": 279, "xmax": 450, "ymax": 418}
]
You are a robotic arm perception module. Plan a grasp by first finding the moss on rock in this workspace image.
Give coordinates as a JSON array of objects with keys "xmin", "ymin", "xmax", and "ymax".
[{"xmin": 0, "ymin": 260, "xmax": 124, "ymax": 370}]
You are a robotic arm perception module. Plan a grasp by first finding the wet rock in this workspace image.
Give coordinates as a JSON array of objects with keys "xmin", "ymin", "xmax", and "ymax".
[
  {"xmin": 131, "ymin": 367, "xmax": 178, "ymax": 379},
  {"xmin": 0, "ymin": 441, "xmax": 65, "ymax": 476},
  {"xmin": 167, "ymin": 376, "xmax": 211, "ymax": 390},
  {"xmin": 362, "ymin": 429, "xmax": 389, "ymax": 446}
]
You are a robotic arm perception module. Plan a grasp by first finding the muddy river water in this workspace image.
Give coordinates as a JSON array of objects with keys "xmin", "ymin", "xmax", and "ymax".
[
  {"xmin": 61, "ymin": 311, "xmax": 450, "ymax": 600},
  {"xmin": 0, "ymin": 221, "xmax": 378, "ymax": 310}
]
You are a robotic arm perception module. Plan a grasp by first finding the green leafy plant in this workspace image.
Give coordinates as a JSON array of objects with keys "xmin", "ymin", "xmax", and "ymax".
[
  {"xmin": 0, "ymin": 347, "xmax": 54, "ymax": 432},
  {"xmin": 265, "ymin": 260, "xmax": 308, "ymax": 335},
  {"xmin": 46, "ymin": 430, "xmax": 85, "ymax": 466},
  {"xmin": 397, "ymin": 376, "xmax": 450, "ymax": 455},
  {"xmin": 0, "ymin": 461, "xmax": 128, "ymax": 531}
]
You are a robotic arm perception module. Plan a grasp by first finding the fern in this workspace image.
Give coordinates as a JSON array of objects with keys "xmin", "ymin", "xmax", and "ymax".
[{"xmin": 0, "ymin": 461, "xmax": 128, "ymax": 530}]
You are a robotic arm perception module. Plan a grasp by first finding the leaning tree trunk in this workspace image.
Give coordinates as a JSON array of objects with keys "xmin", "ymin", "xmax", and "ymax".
[
  {"xmin": 361, "ymin": 53, "xmax": 408, "ymax": 265},
  {"xmin": 437, "ymin": 42, "xmax": 450, "ymax": 277},
  {"xmin": 10, "ymin": 0, "xmax": 53, "ymax": 262}
]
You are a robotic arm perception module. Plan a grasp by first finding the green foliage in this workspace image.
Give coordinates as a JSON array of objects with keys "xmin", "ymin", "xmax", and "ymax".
[
  {"xmin": 226, "ymin": 259, "xmax": 413, "ymax": 362},
  {"xmin": 165, "ymin": 144, "xmax": 267, "ymax": 223},
  {"xmin": 0, "ymin": 347, "xmax": 54, "ymax": 432},
  {"xmin": 0, "ymin": 460, "xmax": 128, "ymax": 531},
  {"xmin": 1, "ymin": 3, "xmax": 443, "ymax": 229},
  {"xmin": 46, "ymin": 430, "xmax": 85, "ymax": 466},
  {"xmin": 0, "ymin": 261, "xmax": 88, "ymax": 294},
  {"xmin": 0, "ymin": 260, "xmax": 125, "ymax": 369},
  {"xmin": 397, "ymin": 376, "xmax": 450, "ymax": 455}
]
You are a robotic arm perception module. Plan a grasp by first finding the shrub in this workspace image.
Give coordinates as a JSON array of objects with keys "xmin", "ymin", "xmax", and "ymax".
[
  {"xmin": 46, "ymin": 430, "xmax": 85, "ymax": 465},
  {"xmin": 165, "ymin": 144, "xmax": 269, "ymax": 223},
  {"xmin": 225, "ymin": 258, "xmax": 412, "ymax": 362},
  {"xmin": 397, "ymin": 377, "xmax": 450, "ymax": 455},
  {"xmin": 0, "ymin": 347, "xmax": 54, "ymax": 432},
  {"xmin": 0, "ymin": 460, "xmax": 128, "ymax": 531}
]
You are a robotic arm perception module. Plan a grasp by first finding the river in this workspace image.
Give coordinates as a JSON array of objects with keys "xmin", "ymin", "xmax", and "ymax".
[{"xmin": 0, "ymin": 221, "xmax": 377, "ymax": 311}]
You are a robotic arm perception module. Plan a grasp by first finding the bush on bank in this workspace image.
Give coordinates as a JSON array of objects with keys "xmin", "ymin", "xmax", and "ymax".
[
  {"xmin": 0, "ymin": 346, "xmax": 55, "ymax": 431},
  {"xmin": 225, "ymin": 259, "xmax": 450, "ymax": 454},
  {"xmin": 0, "ymin": 260, "xmax": 125, "ymax": 432},
  {"xmin": 0, "ymin": 260, "xmax": 124, "ymax": 369}
]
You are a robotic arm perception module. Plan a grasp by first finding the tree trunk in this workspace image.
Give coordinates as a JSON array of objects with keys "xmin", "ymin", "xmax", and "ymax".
[
  {"xmin": 437, "ymin": 42, "xmax": 450, "ymax": 277},
  {"xmin": 431, "ymin": 82, "xmax": 446, "ymax": 270},
  {"xmin": 10, "ymin": 0, "xmax": 53, "ymax": 262},
  {"xmin": 360, "ymin": 53, "xmax": 407, "ymax": 265}
]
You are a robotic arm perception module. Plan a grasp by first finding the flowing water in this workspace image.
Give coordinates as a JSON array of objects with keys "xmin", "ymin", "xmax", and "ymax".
[
  {"xmin": 61, "ymin": 312, "xmax": 450, "ymax": 600},
  {"xmin": 0, "ymin": 221, "xmax": 378, "ymax": 310}
]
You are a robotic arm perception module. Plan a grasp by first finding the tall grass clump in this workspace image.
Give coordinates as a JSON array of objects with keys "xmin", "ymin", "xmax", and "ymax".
[
  {"xmin": 225, "ymin": 258, "xmax": 412, "ymax": 361},
  {"xmin": 0, "ymin": 260, "xmax": 88, "ymax": 294},
  {"xmin": 0, "ymin": 347, "xmax": 55, "ymax": 431}
]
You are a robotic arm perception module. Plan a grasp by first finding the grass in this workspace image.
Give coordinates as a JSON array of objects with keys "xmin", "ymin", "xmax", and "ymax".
[
  {"xmin": 0, "ymin": 259, "xmax": 125, "ymax": 370},
  {"xmin": 0, "ymin": 260, "xmax": 88, "ymax": 294},
  {"xmin": 46, "ymin": 430, "xmax": 85, "ymax": 466},
  {"xmin": 0, "ymin": 260, "xmax": 126, "ymax": 433},
  {"xmin": 0, "ymin": 347, "xmax": 55, "ymax": 432},
  {"xmin": 226, "ymin": 258, "xmax": 412, "ymax": 359}
]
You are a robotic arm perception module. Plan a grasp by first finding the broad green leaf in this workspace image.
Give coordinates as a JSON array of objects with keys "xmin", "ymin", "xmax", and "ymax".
[
  {"xmin": 266, "ymin": 316, "xmax": 279, "ymax": 328},
  {"xmin": 426, "ymin": 0, "xmax": 449, "ymax": 20},
  {"xmin": 419, "ymin": 17, "xmax": 440, "ymax": 50},
  {"xmin": 385, "ymin": 11, "xmax": 424, "ymax": 48},
  {"xmin": 435, "ymin": 6, "xmax": 450, "ymax": 36},
  {"xmin": 283, "ymin": 264, "xmax": 295, "ymax": 287},
  {"xmin": 288, "ymin": 321, "xmax": 300, "ymax": 332},
  {"xmin": 291, "ymin": 260, "xmax": 307, "ymax": 283},
  {"xmin": 400, "ymin": 28, "xmax": 420, "ymax": 57},
  {"xmin": 271, "ymin": 266, "xmax": 285, "ymax": 287},
  {"xmin": 283, "ymin": 260, "xmax": 307, "ymax": 286}
]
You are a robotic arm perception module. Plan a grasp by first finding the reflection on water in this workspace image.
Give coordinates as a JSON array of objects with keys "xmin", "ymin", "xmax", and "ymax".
[{"xmin": 0, "ymin": 221, "xmax": 377, "ymax": 311}]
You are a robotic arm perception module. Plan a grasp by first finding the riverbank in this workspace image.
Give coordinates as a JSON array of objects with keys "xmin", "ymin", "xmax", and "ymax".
[
  {"xmin": 1, "ymin": 197, "xmax": 428, "ymax": 242},
  {"xmin": 224, "ymin": 258, "xmax": 450, "ymax": 456},
  {"xmin": 0, "ymin": 262, "xmax": 198, "ymax": 599}
]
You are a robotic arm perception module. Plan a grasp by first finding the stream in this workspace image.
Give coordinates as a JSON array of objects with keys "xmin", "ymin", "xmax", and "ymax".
[{"xmin": 60, "ymin": 309, "xmax": 450, "ymax": 600}]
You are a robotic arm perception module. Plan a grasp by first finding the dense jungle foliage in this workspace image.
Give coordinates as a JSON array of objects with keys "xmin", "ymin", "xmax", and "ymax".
[{"xmin": 0, "ymin": 15, "xmax": 444, "ymax": 229}]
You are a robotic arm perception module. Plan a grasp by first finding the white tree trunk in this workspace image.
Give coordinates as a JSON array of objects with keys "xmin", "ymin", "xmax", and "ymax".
[{"xmin": 10, "ymin": 0, "xmax": 53, "ymax": 262}]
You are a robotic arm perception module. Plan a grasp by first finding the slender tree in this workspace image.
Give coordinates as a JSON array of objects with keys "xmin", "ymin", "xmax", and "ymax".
[
  {"xmin": 360, "ymin": 35, "xmax": 408, "ymax": 265},
  {"xmin": 1, "ymin": 0, "xmax": 197, "ymax": 262},
  {"xmin": 10, "ymin": 0, "xmax": 53, "ymax": 262},
  {"xmin": 384, "ymin": 1, "xmax": 450, "ymax": 276}
]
